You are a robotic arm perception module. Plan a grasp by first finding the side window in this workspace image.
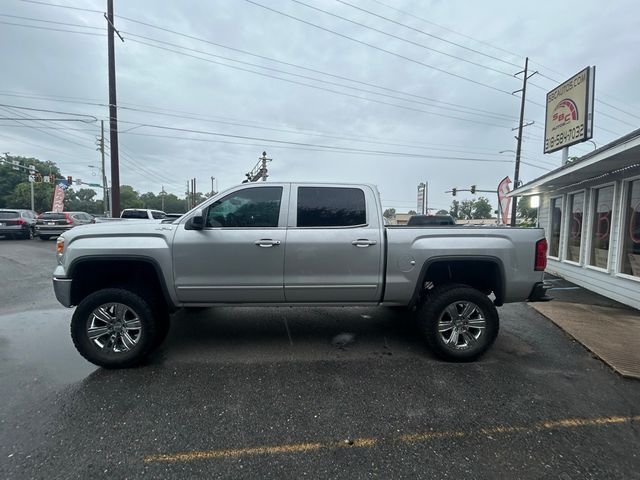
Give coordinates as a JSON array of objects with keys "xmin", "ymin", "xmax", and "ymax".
[
  {"xmin": 297, "ymin": 187, "xmax": 366, "ymax": 227},
  {"xmin": 205, "ymin": 187, "xmax": 282, "ymax": 228}
]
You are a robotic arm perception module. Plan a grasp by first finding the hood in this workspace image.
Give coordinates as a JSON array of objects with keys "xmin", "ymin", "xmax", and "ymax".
[{"xmin": 61, "ymin": 219, "xmax": 174, "ymax": 242}]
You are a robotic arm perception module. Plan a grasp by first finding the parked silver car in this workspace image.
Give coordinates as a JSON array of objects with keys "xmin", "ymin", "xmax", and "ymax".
[
  {"xmin": 0, "ymin": 209, "xmax": 38, "ymax": 239},
  {"xmin": 36, "ymin": 211, "xmax": 94, "ymax": 240}
]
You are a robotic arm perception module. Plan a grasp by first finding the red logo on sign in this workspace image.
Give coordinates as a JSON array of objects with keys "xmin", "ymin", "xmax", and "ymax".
[{"xmin": 552, "ymin": 99, "xmax": 579, "ymax": 124}]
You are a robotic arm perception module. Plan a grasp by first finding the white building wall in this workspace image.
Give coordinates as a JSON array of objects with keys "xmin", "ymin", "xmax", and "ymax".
[{"xmin": 536, "ymin": 175, "xmax": 640, "ymax": 310}]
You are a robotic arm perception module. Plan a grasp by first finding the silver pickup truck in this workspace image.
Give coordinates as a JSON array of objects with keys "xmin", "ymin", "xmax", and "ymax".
[{"xmin": 52, "ymin": 182, "xmax": 549, "ymax": 368}]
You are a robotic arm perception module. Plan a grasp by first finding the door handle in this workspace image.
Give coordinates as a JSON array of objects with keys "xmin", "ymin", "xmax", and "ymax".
[
  {"xmin": 255, "ymin": 239, "xmax": 281, "ymax": 248},
  {"xmin": 352, "ymin": 239, "xmax": 377, "ymax": 248}
]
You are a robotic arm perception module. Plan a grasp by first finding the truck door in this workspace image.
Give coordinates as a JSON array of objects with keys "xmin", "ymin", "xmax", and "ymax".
[
  {"xmin": 284, "ymin": 185, "xmax": 383, "ymax": 303},
  {"xmin": 173, "ymin": 184, "xmax": 289, "ymax": 303}
]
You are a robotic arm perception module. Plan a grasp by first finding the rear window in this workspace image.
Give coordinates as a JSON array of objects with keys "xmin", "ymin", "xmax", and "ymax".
[
  {"xmin": 41, "ymin": 213, "xmax": 66, "ymax": 220},
  {"xmin": 121, "ymin": 210, "xmax": 149, "ymax": 219},
  {"xmin": 0, "ymin": 211, "xmax": 19, "ymax": 219},
  {"xmin": 297, "ymin": 187, "xmax": 366, "ymax": 227},
  {"xmin": 151, "ymin": 211, "xmax": 166, "ymax": 219},
  {"xmin": 407, "ymin": 215, "xmax": 455, "ymax": 226}
]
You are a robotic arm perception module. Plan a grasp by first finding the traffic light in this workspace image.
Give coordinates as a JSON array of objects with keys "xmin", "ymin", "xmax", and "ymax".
[
  {"xmin": 67, "ymin": 176, "xmax": 73, "ymax": 185},
  {"xmin": 452, "ymin": 188, "xmax": 457, "ymax": 196},
  {"xmin": 470, "ymin": 185, "xmax": 476, "ymax": 194}
]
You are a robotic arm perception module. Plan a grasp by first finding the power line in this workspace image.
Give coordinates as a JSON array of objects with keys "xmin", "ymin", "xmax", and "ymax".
[
  {"xmin": 0, "ymin": 90, "xmax": 520, "ymax": 152},
  {"xmin": 0, "ymin": 20, "xmax": 104, "ymax": 36},
  {"xmin": 244, "ymin": 0, "xmax": 516, "ymax": 96},
  {"xmin": 336, "ymin": 0, "xmax": 522, "ymax": 69},
  {"xmin": 125, "ymin": 33, "xmax": 515, "ymax": 124},
  {"xmin": 114, "ymin": 12, "xmax": 519, "ymax": 120},
  {"xmin": 0, "ymin": 12, "xmax": 103, "ymax": 29},
  {"xmin": 368, "ymin": 0, "xmax": 523, "ymax": 60},
  {"xmin": 19, "ymin": 0, "xmax": 102, "ymax": 14},
  {"xmin": 289, "ymin": 0, "xmax": 514, "ymax": 77},
  {"xmin": 0, "ymin": 103, "xmax": 97, "ymax": 122},
  {"xmin": 127, "ymin": 37, "xmax": 515, "ymax": 129}
]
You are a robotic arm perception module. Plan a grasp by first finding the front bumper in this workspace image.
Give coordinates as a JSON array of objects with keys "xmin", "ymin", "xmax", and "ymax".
[
  {"xmin": 528, "ymin": 281, "xmax": 553, "ymax": 302},
  {"xmin": 53, "ymin": 277, "xmax": 73, "ymax": 307}
]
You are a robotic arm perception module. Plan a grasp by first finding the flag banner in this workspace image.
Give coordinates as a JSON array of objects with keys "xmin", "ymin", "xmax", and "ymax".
[
  {"xmin": 51, "ymin": 181, "xmax": 69, "ymax": 212},
  {"xmin": 497, "ymin": 176, "xmax": 512, "ymax": 225}
]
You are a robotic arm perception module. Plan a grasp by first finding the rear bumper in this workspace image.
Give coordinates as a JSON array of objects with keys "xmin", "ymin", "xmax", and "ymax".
[
  {"xmin": 528, "ymin": 281, "xmax": 553, "ymax": 302},
  {"xmin": 36, "ymin": 225, "xmax": 72, "ymax": 236},
  {"xmin": 0, "ymin": 225, "xmax": 29, "ymax": 235},
  {"xmin": 53, "ymin": 277, "xmax": 73, "ymax": 307}
]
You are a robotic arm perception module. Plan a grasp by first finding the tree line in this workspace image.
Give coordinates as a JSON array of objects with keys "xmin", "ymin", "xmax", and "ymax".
[{"xmin": 0, "ymin": 155, "xmax": 200, "ymax": 214}]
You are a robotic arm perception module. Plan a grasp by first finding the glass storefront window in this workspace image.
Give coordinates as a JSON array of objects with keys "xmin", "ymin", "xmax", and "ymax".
[
  {"xmin": 589, "ymin": 185, "xmax": 614, "ymax": 269},
  {"xmin": 566, "ymin": 192, "xmax": 584, "ymax": 263},
  {"xmin": 549, "ymin": 197, "xmax": 563, "ymax": 257},
  {"xmin": 621, "ymin": 179, "xmax": 640, "ymax": 278}
]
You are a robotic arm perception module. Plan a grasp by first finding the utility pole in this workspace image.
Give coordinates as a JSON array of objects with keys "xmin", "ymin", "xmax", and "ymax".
[
  {"xmin": 106, "ymin": 0, "xmax": 123, "ymax": 217},
  {"xmin": 186, "ymin": 181, "xmax": 190, "ymax": 210},
  {"xmin": 510, "ymin": 57, "xmax": 537, "ymax": 226},
  {"xmin": 210, "ymin": 176, "xmax": 217, "ymax": 196},
  {"xmin": 160, "ymin": 185, "xmax": 166, "ymax": 211},
  {"xmin": 98, "ymin": 120, "xmax": 108, "ymax": 216}
]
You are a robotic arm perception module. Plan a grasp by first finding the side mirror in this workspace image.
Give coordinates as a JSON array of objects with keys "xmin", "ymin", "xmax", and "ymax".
[{"xmin": 188, "ymin": 209, "xmax": 204, "ymax": 230}]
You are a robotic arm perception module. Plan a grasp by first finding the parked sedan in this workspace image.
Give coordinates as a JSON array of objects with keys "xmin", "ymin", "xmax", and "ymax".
[
  {"xmin": 0, "ymin": 209, "xmax": 38, "ymax": 239},
  {"xmin": 36, "ymin": 211, "xmax": 94, "ymax": 240}
]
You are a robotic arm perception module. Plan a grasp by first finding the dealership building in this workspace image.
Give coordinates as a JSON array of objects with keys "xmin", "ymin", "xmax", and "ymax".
[{"xmin": 511, "ymin": 128, "xmax": 640, "ymax": 310}]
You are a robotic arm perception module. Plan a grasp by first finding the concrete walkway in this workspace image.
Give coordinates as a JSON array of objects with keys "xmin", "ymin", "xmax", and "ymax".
[{"xmin": 530, "ymin": 275, "xmax": 640, "ymax": 379}]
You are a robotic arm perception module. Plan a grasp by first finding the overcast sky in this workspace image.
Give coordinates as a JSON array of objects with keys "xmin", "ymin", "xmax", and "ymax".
[{"xmin": 1, "ymin": 0, "xmax": 639, "ymax": 212}]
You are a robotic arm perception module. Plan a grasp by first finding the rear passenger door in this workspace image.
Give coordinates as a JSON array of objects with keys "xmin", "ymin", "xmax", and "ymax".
[{"xmin": 284, "ymin": 185, "xmax": 383, "ymax": 303}]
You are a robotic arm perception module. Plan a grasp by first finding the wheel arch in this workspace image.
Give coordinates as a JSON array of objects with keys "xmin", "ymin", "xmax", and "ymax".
[
  {"xmin": 409, "ymin": 255, "xmax": 506, "ymax": 308},
  {"xmin": 68, "ymin": 255, "xmax": 176, "ymax": 311}
]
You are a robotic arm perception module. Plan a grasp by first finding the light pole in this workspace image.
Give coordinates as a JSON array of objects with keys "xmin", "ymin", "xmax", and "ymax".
[{"xmin": 210, "ymin": 176, "xmax": 218, "ymax": 196}]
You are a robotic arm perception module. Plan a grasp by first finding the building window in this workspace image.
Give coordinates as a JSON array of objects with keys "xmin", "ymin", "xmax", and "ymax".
[
  {"xmin": 297, "ymin": 187, "xmax": 366, "ymax": 227},
  {"xmin": 566, "ymin": 192, "xmax": 585, "ymax": 263},
  {"xmin": 589, "ymin": 185, "xmax": 614, "ymax": 269},
  {"xmin": 621, "ymin": 179, "xmax": 640, "ymax": 278},
  {"xmin": 549, "ymin": 197, "xmax": 563, "ymax": 257}
]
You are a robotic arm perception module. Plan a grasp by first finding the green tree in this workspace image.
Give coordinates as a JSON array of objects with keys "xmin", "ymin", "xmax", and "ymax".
[
  {"xmin": 0, "ymin": 155, "xmax": 61, "ymax": 212},
  {"xmin": 449, "ymin": 200, "xmax": 460, "ymax": 219},
  {"xmin": 383, "ymin": 208, "xmax": 396, "ymax": 219},
  {"xmin": 119, "ymin": 185, "xmax": 143, "ymax": 211},
  {"xmin": 408, "ymin": 210, "xmax": 417, "ymax": 215},
  {"xmin": 472, "ymin": 196, "xmax": 493, "ymax": 219},
  {"xmin": 459, "ymin": 199, "xmax": 474, "ymax": 219},
  {"xmin": 517, "ymin": 196, "xmax": 538, "ymax": 227},
  {"xmin": 10, "ymin": 182, "xmax": 56, "ymax": 213},
  {"xmin": 436, "ymin": 209, "xmax": 449, "ymax": 215},
  {"xmin": 65, "ymin": 188, "xmax": 103, "ymax": 214}
]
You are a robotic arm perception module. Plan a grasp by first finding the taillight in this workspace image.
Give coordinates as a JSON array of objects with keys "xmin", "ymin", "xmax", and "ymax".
[
  {"xmin": 535, "ymin": 238, "xmax": 548, "ymax": 271},
  {"xmin": 15, "ymin": 218, "xmax": 26, "ymax": 225},
  {"xmin": 64, "ymin": 213, "xmax": 72, "ymax": 224}
]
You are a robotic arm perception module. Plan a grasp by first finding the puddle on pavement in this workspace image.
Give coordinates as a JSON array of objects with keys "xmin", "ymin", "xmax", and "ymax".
[{"xmin": 0, "ymin": 308, "xmax": 97, "ymax": 384}]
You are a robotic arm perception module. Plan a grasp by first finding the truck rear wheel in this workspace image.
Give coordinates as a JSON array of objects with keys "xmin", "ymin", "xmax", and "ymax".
[
  {"xmin": 418, "ymin": 284, "xmax": 499, "ymax": 362},
  {"xmin": 70, "ymin": 288, "xmax": 165, "ymax": 368}
]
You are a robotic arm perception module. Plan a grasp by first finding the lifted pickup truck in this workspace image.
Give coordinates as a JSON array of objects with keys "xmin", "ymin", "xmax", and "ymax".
[{"xmin": 53, "ymin": 182, "xmax": 549, "ymax": 368}]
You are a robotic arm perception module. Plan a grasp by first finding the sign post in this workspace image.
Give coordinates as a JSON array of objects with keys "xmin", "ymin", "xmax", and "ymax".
[{"xmin": 544, "ymin": 66, "xmax": 596, "ymax": 156}]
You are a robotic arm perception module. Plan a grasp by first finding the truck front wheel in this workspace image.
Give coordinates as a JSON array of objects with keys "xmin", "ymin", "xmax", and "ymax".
[
  {"xmin": 71, "ymin": 288, "xmax": 165, "ymax": 368},
  {"xmin": 418, "ymin": 284, "xmax": 499, "ymax": 362}
]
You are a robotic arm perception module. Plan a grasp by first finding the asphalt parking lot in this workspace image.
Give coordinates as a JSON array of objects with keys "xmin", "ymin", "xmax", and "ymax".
[{"xmin": 1, "ymin": 238, "xmax": 639, "ymax": 479}]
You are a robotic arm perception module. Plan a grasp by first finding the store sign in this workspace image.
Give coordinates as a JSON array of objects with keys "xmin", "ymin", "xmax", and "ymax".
[
  {"xmin": 417, "ymin": 183, "xmax": 426, "ymax": 214},
  {"xmin": 544, "ymin": 66, "xmax": 595, "ymax": 154}
]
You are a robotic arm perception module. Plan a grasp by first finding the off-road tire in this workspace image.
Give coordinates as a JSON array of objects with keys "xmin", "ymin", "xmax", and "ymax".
[
  {"xmin": 418, "ymin": 283, "xmax": 499, "ymax": 362},
  {"xmin": 71, "ymin": 288, "xmax": 163, "ymax": 368}
]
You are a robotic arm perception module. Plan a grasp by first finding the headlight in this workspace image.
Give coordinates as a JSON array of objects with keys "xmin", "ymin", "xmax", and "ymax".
[{"xmin": 56, "ymin": 237, "xmax": 65, "ymax": 265}]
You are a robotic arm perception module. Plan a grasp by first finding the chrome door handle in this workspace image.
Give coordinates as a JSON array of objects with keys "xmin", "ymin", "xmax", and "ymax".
[
  {"xmin": 255, "ymin": 239, "xmax": 281, "ymax": 248},
  {"xmin": 352, "ymin": 239, "xmax": 377, "ymax": 248}
]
